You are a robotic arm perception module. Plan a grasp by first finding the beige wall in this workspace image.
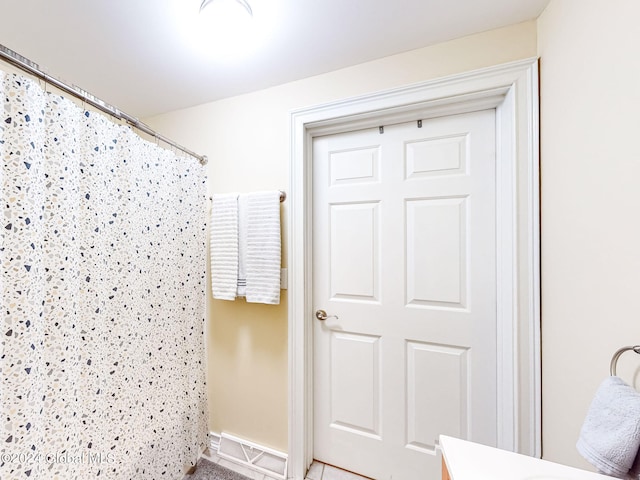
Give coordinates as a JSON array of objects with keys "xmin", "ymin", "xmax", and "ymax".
[
  {"xmin": 146, "ymin": 21, "xmax": 538, "ymax": 452},
  {"xmin": 6, "ymin": 0, "xmax": 639, "ymax": 471},
  {"xmin": 537, "ymin": 0, "xmax": 640, "ymax": 469}
]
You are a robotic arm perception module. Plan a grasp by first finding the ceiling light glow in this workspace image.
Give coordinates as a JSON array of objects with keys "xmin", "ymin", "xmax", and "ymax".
[
  {"xmin": 200, "ymin": 0, "xmax": 253, "ymax": 17},
  {"xmin": 174, "ymin": 0, "xmax": 277, "ymax": 63}
]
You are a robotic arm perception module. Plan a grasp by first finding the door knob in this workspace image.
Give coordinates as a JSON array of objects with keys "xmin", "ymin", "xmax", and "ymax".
[{"xmin": 315, "ymin": 309, "xmax": 338, "ymax": 321}]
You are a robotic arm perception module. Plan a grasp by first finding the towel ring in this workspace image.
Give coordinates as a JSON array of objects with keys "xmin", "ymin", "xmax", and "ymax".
[{"xmin": 610, "ymin": 345, "xmax": 640, "ymax": 376}]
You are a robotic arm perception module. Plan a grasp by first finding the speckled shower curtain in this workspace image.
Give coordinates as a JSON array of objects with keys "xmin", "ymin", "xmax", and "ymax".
[{"xmin": 0, "ymin": 71, "xmax": 208, "ymax": 480}]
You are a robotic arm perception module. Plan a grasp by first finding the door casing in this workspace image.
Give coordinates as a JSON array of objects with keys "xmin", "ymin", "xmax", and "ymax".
[{"xmin": 287, "ymin": 58, "xmax": 540, "ymax": 480}]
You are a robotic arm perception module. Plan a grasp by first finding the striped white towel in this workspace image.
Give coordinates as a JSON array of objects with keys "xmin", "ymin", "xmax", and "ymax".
[
  {"xmin": 237, "ymin": 194, "xmax": 249, "ymax": 297},
  {"xmin": 210, "ymin": 193, "xmax": 239, "ymax": 300},
  {"xmin": 245, "ymin": 191, "xmax": 282, "ymax": 305}
]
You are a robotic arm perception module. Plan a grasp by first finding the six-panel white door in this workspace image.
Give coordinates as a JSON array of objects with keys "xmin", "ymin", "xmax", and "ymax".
[{"xmin": 312, "ymin": 110, "xmax": 498, "ymax": 480}]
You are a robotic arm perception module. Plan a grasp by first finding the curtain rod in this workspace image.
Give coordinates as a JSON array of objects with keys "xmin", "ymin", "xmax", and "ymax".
[{"xmin": 0, "ymin": 44, "xmax": 208, "ymax": 166}]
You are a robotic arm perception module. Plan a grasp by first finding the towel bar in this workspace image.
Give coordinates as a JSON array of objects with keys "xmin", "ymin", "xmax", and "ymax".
[
  {"xmin": 209, "ymin": 191, "xmax": 286, "ymax": 203},
  {"xmin": 610, "ymin": 345, "xmax": 640, "ymax": 376}
]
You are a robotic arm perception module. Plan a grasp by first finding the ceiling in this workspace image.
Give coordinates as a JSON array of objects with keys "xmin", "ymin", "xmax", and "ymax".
[{"xmin": 1, "ymin": 0, "xmax": 549, "ymax": 118}]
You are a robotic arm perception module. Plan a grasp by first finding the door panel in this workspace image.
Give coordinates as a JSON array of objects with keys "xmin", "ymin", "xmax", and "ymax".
[
  {"xmin": 405, "ymin": 341, "xmax": 469, "ymax": 453},
  {"xmin": 330, "ymin": 147, "xmax": 380, "ymax": 185},
  {"xmin": 313, "ymin": 110, "xmax": 497, "ymax": 480},
  {"xmin": 330, "ymin": 331, "xmax": 382, "ymax": 438},
  {"xmin": 405, "ymin": 197, "xmax": 467, "ymax": 307},
  {"xmin": 330, "ymin": 203, "xmax": 380, "ymax": 301},
  {"xmin": 405, "ymin": 134, "xmax": 467, "ymax": 178}
]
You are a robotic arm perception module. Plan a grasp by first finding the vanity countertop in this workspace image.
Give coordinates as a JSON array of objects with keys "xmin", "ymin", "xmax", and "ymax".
[{"xmin": 440, "ymin": 435, "xmax": 614, "ymax": 480}]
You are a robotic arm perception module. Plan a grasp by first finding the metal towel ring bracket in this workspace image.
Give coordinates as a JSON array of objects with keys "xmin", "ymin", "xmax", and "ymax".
[{"xmin": 610, "ymin": 345, "xmax": 640, "ymax": 376}]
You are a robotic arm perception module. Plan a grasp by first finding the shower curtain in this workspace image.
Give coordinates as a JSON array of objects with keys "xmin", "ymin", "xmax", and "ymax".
[{"xmin": 1, "ymin": 71, "xmax": 208, "ymax": 479}]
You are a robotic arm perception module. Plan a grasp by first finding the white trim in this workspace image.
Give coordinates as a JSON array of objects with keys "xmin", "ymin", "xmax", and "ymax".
[
  {"xmin": 495, "ymin": 87, "xmax": 517, "ymax": 453},
  {"xmin": 209, "ymin": 431, "xmax": 221, "ymax": 452},
  {"xmin": 218, "ymin": 432, "xmax": 288, "ymax": 479},
  {"xmin": 208, "ymin": 431, "xmax": 288, "ymax": 479},
  {"xmin": 288, "ymin": 58, "xmax": 541, "ymax": 480}
]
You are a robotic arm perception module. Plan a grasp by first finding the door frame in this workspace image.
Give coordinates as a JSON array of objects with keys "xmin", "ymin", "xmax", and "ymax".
[{"xmin": 287, "ymin": 58, "xmax": 540, "ymax": 480}]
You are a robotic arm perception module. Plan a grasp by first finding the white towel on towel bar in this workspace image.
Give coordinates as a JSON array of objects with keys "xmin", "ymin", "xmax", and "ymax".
[
  {"xmin": 237, "ymin": 194, "xmax": 249, "ymax": 297},
  {"xmin": 245, "ymin": 191, "xmax": 282, "ymax": 305},
  {"xmin": 576, "ymin": 376, "xmax": 640, "ymax": 478},
  {"xmin": 210, "ymin": 193, "xmax": 239, "ymax": 300}
]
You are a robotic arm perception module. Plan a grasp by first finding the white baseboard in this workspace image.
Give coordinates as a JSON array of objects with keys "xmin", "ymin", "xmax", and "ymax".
[
  {"xmin": 209, "ymin": 431, "xmax": 288, "ymax": 479},
  {"xmin": 209, "ymin": 431, "xmax": 221, "ymax": 452}
]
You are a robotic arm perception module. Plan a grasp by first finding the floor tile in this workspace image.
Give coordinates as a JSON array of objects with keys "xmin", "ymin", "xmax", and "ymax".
[
  {"xmin": 322, "ymin": 464, "xmax": 370, "ymax": 480},
  {"xmin": 305, "ymin": 460, "xmax": 324, "ymax": 480}
]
